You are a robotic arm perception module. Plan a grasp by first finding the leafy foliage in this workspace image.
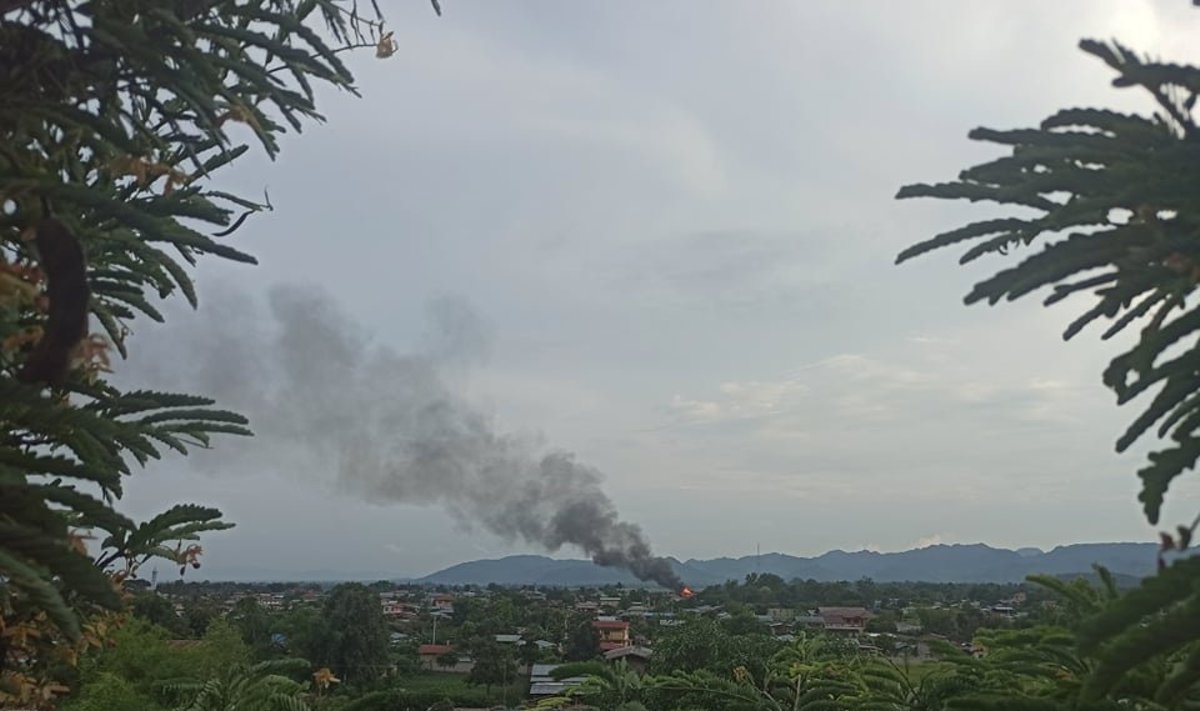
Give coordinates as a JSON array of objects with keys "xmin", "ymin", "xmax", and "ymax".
[
  {"xmin": 897, "ymin": 26, "xmax": 1200, "ymax": 710},
  {"xmin": 62, "ymin": 616, "xmax": 252, "ymax": 711},
  {"xmin": 0, "ymin": 0, "xmax": 415, "ymax": 703},
  {"xmin": 310, "ymin": 583, "xmax": 390, "ymax": 686},
  {"xmin": 565, "ymin": 617, "xmax": 602, "ymax": 662},
  {"xmin": 649, "ymin": 616, "xmax": 784, "ymax": 680},
  {"xmin": 896, "ymin": 39, "xmax": 1200, "ymax": 531},
  {"xmin": 163, "ymin": 658, "xmax": 314, "ymax": 711},
  {"xmin": 463, "ymin": 637, "xmax": 518, "ymax": 693}
]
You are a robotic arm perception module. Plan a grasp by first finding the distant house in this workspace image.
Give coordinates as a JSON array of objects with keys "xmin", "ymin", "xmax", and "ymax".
[
  {"xmin": 602, "ymin": 645, "xmax": 652, "ymax": 674},
  {"xmin": 818, "ymin": 607, "xmax": 871, "ymax": 634},
  {"xmin": 767, "ymin": 607, "xmax": 795, "ymax": 622},
  {"xmin": 598, "ymin": 595, "xmax": 621, "ymax": 609},
  {"xmin": 494, "ymin": 633, "xmax": 523, "ymax": 645},
  {"xmin": 430, "ymin": 594, "xmax": 455, "ymax": 613},
  {"xmin": 529, "ymin": 663, "xmax": 587, "ymax": 697},
  {"xmin": 592, "ymin": 619, "xmax": 631, "ymax": 652},
  {"xmin": 418, "ymin": 644, "xmax": 473, "ymax": 673},
  {"xmin": 382, "ymin": 600, "xmax": 419, "ymax": 619}
]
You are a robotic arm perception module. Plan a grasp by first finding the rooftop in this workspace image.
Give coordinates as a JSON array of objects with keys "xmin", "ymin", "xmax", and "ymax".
[
  {"xmin": 529, "ymin": 664, "xmax": 587, "ymax": 697},
  {"xmin": 603, "ymin": 645, "xmax": 652, "ymax": 661}
]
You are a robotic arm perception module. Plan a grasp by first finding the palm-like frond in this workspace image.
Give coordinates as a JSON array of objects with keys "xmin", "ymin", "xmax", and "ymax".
[
  {"xmin": 898, "ymin": 33, "xmax": 1200, "ymax": 708},
  {"xmin": 0, "ymin": 0, "xmax": 433, "ymax": 704}
]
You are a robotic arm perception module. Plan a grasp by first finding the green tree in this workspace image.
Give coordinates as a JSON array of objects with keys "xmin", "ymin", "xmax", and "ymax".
[
  {"xmin": 230, "ymin": 597, "xmax": 275, "ymax": 658},
  {"xmin": 648, "ymin": 635, "xmax": 864, "ymax": 711},
  {"xmin": 518, "ymin": 638, "xmax": 541, "ymax": 667},
  {"xmin": 391, "ymin": 641, "xmax": 421, "ymax": 677},
  {"xmin": 164, "ymin": 658, "xmax": 313, "ymax": 711},
  {"xmin": 721, "ymin": 607, "xmax": 768, "ymax": 636},
  {"xmin": 179, "ymin": 598, "xmax": 223, "ymax": 639},
  {"xmin": 564, "ymin": 619, "xmax": 600, "ymax": 662},
  {"xmin": 465, "ymin": 638, "xmax": 516, "ymax": 695},
  {"xmin": 0, "ymin": 0, "xmax": 424, "ymax": 702},
  {"xmin": 131, "ymin": 593, "xmax": 185, "ymax": 637},
  {"xmin": 870, "ymin": 634, "xmax": 898, "ymax": 656},
  {"xmin": 61, "ymin": 672, "xmax": 160, "ymax": 711},
  {"xmin": 194, "ymin": 618, "xmax": 253, "ymax": 681},
  {"xmin": 314, "ymin": 583, "xmax": 389, "ymax": 686},
  {"xmin": 550, "ymin": 660, "xmax": 646, "ymax": 711},
  {"xmin": 435, "ymin": 649, "xmax": 460, "ymax": 671},
  {"xmin": 898, "ymin": 17, "xmax": 1200, "ymax": 706},
  {"xmin": 71, "ymin": 618, "xmax": 190, "ymax": 697},
  {"xmin": 67, "ymin": 616, "xmax": 251, "ymax": 707},
  {"xmin": 275, "ymin": 606, "xmax": 323, "ymax": 662},
  {"xmin": 915, "ymin": 608, "xmax": 956, "ymax": 638},
  {"xmin": 650, "ymin": 617, "xmax": 782, "ymax": 680}
]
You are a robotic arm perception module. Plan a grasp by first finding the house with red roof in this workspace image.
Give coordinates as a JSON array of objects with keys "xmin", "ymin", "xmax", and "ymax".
[{"xmin": 418, "ymin": 643, "xmax": 474, "ymax": 673}]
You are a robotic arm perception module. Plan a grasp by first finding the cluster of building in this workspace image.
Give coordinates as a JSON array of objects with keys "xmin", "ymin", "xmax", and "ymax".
[{"xmin": 151, "ymin": 580, "xmax": 1033, "ymax": 704}]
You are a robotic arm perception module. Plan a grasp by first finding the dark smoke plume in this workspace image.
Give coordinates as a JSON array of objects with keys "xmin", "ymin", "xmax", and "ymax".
[{"xmin": 129, "ymin": 284, "xmax": 681, "ymax": 589}]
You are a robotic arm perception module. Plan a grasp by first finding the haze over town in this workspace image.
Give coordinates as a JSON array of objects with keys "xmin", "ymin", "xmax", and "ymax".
[{"xmin": 116, "ymin": 1, "xmax": 1200, "ymax": 581}]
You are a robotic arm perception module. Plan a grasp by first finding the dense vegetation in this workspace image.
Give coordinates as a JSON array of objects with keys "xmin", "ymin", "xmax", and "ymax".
[
  {"xmin": 885, "ymin": 24, "xmax": 1200, "ymax": 711},
  {"xmin": 56, "ymin": 570, "xmax": 1166, "ymax": 710},
  {"xmin": 0, "ymin": 0, "xmax": 414, "ymax": 705},
  {"xmin": 53, "ymin": 575, "xmax": 1058, "ymax": 709}
]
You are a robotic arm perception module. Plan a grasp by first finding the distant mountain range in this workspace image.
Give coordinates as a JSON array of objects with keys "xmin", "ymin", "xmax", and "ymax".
[{"xmin": 414, "ymin": 543, "xmax": 1162, "ymax": 587}]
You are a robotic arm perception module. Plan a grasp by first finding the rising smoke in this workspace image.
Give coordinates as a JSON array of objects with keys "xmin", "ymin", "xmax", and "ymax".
[{"xmin": 129, "ymin": 284, "xmax": 681, "ymax": 589}]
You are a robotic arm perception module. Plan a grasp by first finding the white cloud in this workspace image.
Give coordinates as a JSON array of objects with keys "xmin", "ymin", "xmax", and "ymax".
[
  {"xmin": 912, "ymin": 534, "xmax": 949, "ymax": 549},
  {"xmin": 670, "ymin": 344, "xmax": 1092, "ymax": 433}
]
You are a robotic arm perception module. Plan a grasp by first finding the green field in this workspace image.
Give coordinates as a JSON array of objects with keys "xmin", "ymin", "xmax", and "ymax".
[{"xmin": 393, "ymin": 671, "xmax": 528, "ymax": 705}]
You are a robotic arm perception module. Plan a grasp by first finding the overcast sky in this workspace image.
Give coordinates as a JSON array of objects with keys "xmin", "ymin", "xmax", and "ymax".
[{"xmin": 119, "ymin": 1, "xmax": 1200, "ymax": 581}]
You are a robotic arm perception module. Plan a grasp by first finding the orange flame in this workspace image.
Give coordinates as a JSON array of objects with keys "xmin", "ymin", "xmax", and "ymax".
[{"xmin": 680, "ymin": 586, "xmax": 695, "ymax": 598}]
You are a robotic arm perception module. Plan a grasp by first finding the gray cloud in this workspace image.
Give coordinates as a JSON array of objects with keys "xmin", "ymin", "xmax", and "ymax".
[{"xmin": 108, "ymin": 2, "xmax": 1200, "ymax": 578}]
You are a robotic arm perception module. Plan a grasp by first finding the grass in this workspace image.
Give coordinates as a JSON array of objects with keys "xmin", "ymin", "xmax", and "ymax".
[{"xmin": 392, "ymin": 671, "xmax": 527, "ymax": 705}]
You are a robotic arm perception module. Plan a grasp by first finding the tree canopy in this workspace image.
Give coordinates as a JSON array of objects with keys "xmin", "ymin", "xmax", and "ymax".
[
  {"xmin": 897, "ymin": 28, "xmax": 1200, "ymax": 710},
  {"xmin": 0, "ymin": 0, "xmax": 409, "ymax": 703},
  {"xmin": 313, "ymin": 583, "xmax": 389, "ymax": 686}
]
